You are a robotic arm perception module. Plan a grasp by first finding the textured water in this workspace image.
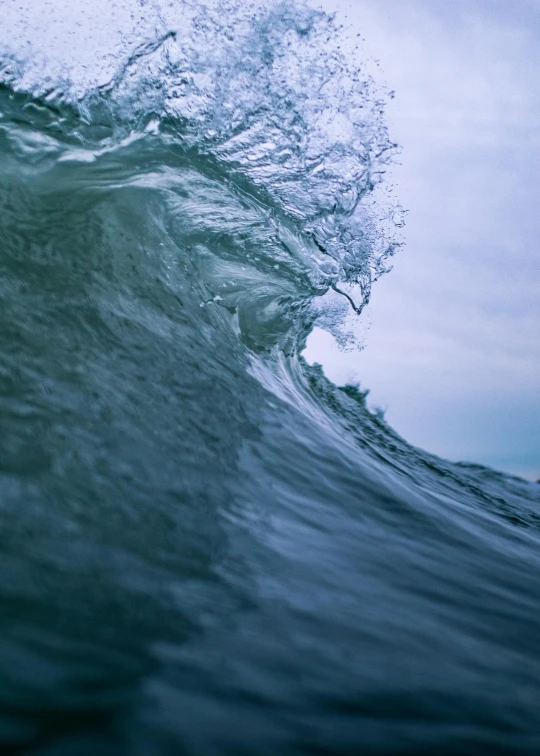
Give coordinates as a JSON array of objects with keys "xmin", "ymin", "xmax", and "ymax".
[{"xmin": 1, "ymin": 2, "xmax": 540, "ymax": 754}]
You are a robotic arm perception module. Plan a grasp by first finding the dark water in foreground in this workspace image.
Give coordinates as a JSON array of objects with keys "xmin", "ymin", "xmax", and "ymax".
[{"xmin": 1, "ymin": 3, "xmax": 540, "ymax": 753}]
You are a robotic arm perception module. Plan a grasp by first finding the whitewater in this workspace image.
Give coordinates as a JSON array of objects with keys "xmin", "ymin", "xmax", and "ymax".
[{"xmin": 0, "ymin": 1, "xmax": 539, "ymax": 753}]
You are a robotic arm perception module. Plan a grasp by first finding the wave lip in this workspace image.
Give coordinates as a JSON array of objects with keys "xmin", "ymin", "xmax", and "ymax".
[{"xmin": 0, "ymin": 0, "xmax": 402, "ymax": 317}]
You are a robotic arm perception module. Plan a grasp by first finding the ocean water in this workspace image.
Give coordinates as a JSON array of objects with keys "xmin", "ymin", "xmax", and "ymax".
[{"xmin": 1, "ymin": 2, "xmax": 540, "ymax": 754}]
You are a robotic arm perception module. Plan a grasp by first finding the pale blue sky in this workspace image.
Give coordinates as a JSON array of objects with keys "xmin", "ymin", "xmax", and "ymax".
[{"xmin": 307, "ymin": 0, "xmax": 540, "ymax": 479}]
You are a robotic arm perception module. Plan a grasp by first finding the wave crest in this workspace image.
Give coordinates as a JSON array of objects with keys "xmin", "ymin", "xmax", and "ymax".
[{"xmin": 0, "ymin": 0, "xmax": 402, "ymax": 320}]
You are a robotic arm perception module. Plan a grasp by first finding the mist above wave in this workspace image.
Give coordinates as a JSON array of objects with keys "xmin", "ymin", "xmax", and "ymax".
[{"xmin": 0, "ymin": 0, "xmax": 402, "ymax": 317}]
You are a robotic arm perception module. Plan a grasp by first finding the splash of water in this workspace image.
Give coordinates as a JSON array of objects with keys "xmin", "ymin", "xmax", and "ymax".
[{"xmin": 0, "ymin": 2, "xmax": 539, "ymax": 754}]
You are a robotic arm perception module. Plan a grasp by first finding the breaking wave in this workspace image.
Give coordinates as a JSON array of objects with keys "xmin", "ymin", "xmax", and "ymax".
[{"xmin": 0, "ymin": 1, "xmax": 539, "ymax": 753}]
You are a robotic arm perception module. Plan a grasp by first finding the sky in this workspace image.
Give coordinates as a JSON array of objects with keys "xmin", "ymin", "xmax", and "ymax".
[{"xmin": 305, "ymin": 0, "xmax": 540, "ymax": 480}]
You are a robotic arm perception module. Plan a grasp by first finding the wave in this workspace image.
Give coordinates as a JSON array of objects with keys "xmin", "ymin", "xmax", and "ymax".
[
  {"xmin": 0, "ymin": 2, "xmax": 539, "ymax": 754},
  {"xmin": 0, "ymin": 0, "xmax": 402, "ymax": 316}
]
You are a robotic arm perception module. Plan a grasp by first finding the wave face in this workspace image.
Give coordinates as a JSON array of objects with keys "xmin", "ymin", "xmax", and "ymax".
[{"xmin": 1, "ymin": 2, "xmax": 539, "ymax": 754}]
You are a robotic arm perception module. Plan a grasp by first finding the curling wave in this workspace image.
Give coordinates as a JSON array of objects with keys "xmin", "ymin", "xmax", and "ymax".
[{"xmin": 0, "ymin": 2, "xmax": 539, "ymax": 754}]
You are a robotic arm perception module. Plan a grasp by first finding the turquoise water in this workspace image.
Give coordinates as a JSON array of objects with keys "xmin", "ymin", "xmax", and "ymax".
[{"xmin": 1, "ymin": 3, "xmax": 540, "ymax": 753}]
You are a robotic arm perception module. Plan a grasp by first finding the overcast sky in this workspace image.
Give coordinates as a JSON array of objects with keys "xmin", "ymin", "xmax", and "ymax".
[{"xmin": 306, "ymin": 0, "xmax": 540, "ymax": 480}]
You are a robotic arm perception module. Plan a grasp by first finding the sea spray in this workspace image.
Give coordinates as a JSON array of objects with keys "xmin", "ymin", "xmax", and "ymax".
[{"xmin": 0, "ymin": 2, "xmax": 539, "ymax": 753}]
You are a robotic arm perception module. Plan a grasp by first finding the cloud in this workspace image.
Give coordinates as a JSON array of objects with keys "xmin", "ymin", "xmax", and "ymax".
[{"xmin": 310, "ymin": 0, "xmax": 540, "ymax": 479}]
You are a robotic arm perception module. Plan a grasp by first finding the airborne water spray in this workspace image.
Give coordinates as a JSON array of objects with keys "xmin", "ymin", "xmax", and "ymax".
[{"xmin": 0, "ymin": 1, "xmax": 539, "ymax": 754}]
